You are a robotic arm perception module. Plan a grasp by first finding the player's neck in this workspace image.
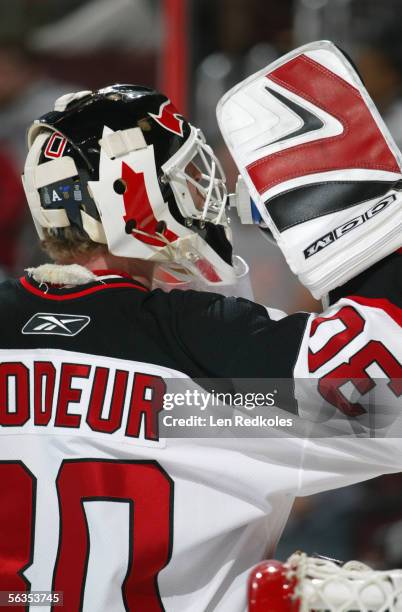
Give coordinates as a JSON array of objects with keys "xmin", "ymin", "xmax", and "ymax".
[{"xmin": 63, "ymin": 252, "xmax": 155, "ymax": 289}]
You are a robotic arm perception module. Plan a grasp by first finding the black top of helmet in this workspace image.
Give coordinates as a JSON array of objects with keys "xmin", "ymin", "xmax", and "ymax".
[{"xmin": 34, "ymin": 84, "xmax": 191, "ymax": 180}]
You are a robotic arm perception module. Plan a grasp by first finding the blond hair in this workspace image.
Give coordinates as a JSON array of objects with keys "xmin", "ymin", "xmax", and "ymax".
[{"xmin": 41, "ymin": 227, "xmax": 106, "ymax": 264}]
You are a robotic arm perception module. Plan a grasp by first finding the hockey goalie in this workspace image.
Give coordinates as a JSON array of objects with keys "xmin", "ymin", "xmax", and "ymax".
[{"xmin": 0, "ymin": 40, "xmax": 400, "ymax": 611}]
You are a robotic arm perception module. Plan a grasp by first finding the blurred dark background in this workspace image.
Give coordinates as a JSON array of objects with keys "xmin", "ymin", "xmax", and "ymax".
[{"xmin": 0, "ymin": 0, "xmax": 401, "ymax": 570}]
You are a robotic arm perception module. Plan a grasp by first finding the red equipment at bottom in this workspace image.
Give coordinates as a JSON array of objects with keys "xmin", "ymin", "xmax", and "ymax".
[
  {"xmin": 248, "ymin": 552, "xmax": 402, "ymax": 612},
  {"xmin": 248, "ymin": 559, "xmax": 299, "ymax": 612}
]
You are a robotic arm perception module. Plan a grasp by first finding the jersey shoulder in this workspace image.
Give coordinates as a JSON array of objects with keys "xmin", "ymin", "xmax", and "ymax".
[
  {"xmin": 294, "ymin": 293, "xmax": 401, "ymax": 425},
  {"xmin": 166, "ymin": 288, "xmax": 310, "ymax": 378}
]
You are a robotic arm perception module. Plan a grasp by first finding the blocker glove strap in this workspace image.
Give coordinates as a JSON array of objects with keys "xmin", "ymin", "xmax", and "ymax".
[{"xmin": 217, "ymin": 40, "xmax": 402, "ymax": 298}]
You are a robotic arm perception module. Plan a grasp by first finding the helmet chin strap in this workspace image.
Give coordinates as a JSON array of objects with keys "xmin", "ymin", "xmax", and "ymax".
[
  {"xmin": 131, "ymin": 227, "xmax": 177, "ymax": 261},
  {"xmin": 132, "ymin": 225, "xmax": 231, "ymax": 284}
]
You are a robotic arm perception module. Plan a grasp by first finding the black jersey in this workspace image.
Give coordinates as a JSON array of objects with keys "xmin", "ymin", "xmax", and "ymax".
[{"xmin": 0, "ymin": 270, "xmax": 308, "ymax": 378}]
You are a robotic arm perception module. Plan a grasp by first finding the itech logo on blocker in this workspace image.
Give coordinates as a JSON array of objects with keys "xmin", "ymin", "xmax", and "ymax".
[{"xmin": 304, "ymin": 194, "xmax": 396, "ymax": 259}]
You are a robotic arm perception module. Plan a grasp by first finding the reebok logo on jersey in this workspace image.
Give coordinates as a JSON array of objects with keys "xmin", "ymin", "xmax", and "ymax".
[
  {"xmin": 303, "ymin": 194, "xmax": 395, "ymax": 259},
  {"xmin": 22, "ymin": 313, "xmax": 90, "ymax": 336}
]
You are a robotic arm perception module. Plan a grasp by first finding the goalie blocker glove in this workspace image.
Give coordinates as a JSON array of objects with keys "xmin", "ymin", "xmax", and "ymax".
[{"xmin": 217, "ymin": 40, "xmax": 402, "ymax": 299}]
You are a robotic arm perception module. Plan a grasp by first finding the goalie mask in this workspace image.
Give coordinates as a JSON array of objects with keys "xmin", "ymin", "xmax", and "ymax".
[
  {"xmin": 23, "ymin": 85, "xmax": 234, "ymax": 286},
  {"xmin": 218, "ymin": 41, "xmax": 402, "ymax": 298}
]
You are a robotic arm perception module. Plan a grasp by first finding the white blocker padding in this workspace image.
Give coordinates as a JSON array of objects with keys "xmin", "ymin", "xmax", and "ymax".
[{"xmin": 217, "ymin": 40, "xmax": 402, "ymax": 298}]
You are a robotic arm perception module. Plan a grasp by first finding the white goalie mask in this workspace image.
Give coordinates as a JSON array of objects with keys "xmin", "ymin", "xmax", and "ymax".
[{"xmin": 22, "ymin": 84, "xmax": 236, "ymax": 287}]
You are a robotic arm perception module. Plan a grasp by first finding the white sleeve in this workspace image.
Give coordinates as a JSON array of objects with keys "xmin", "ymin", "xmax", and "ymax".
[
  {"xmin": 292, "ymin": 297, "xmax": 402, "ymax": 495},
  {"xmin": 262, "ymin": 305, "xmax": 288, "ymax": 321},
  {"xmin": 298, "ymin": 436, "xmax": 402, "ymax": 497}
]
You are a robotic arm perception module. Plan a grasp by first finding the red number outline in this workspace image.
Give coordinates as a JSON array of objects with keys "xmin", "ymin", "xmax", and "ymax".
[
  {"xmin": 308, "ymin": 306, "xmax": 365, "ymax": 373},
  {"xmin": 0, "ymin": 462, "xmax": 36, "ymax": 612},
  {"xmin": 318, "ymin": 340, "xmax": 402, "ymax": 416},
  {"xmin": 309, "ymin": 305, "xmax": 402, "ymax": 415},
  {"xmin": 0, "ymin": 460, "xmax": 173, "ymax": 612}
]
